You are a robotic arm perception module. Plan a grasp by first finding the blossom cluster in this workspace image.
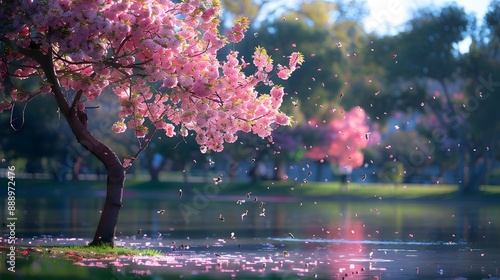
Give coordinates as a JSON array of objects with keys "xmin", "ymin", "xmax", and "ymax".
[
  {"xmin": 305, "ymin": 106, "xmax": 371, "ymax": 168},
  {"xmin": 1, "ymin": 0, "xmax": 303, "ymax": 155}
]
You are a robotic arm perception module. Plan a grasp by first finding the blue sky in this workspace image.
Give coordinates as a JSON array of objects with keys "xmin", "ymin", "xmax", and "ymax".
[
  {"xmin": 364, "ymin": 0, "xmax": 491, "ymax": 32},
  {"xmin": 253, "ymin": 0, "xmax": 491, "ymax": 31},
  {"xmin": 252, "ymin": 0, "xmax": 492, "ymax": 52},
  {"xmin": 364, "ymin": 0, "xmax": 492, "ymax": 52}
]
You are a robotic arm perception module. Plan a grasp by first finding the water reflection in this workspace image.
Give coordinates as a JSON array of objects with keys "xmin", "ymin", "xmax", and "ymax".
[
  {"xmin": 1, "ymin": 190, "xmax": 499, "ymax": 279},
  {"xmin": 5, "ymin": 193, "xmax": 500, "ymax": 245}
]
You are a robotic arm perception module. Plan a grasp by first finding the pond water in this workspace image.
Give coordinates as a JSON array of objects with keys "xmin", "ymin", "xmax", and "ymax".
[{"xmin": 1, "ymin": 187, "xmax": 500, "ymax": 279}]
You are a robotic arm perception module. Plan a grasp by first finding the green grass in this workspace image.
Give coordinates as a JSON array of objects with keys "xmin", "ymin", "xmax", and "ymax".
[
  {"xmin": 481, "ymin": 184, "xmax": 500, "ymax": 194},
  {"xmin": 48, "ymin": 245, "xmax": 160, "ymax": 257},
  {"xmin": 11, "ymin": 177, "xmax": 500, "ymax": 201},
  {"xmin": 270, "ymin": 182, "xmax": 458, "ymax": 199},
  {"xmin": 3, "ymin": 244, "xmax": 161, "ymax": 260}
]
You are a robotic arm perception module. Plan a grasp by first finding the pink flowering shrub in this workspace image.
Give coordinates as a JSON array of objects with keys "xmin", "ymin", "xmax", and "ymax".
[
  {"xmin": 1, "ymin": 0, "xmax": 303, "ymax": 156},
  {"xmin": 304, "ymin": 106, "xmax": 372, "ymax": 168}
]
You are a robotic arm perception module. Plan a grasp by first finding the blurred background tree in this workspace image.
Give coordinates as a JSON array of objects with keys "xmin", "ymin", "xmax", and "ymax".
[
  {"xmin": 365, "ymin": 2, "xmax": 499, "ymax": 192},
  {"xmin": 0, "ymin": 95, "xmax": 64, "ymax": 174}
]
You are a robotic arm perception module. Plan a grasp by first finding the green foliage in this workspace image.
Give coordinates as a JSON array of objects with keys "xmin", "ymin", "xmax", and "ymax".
[
  {"xmin": 221, "ymin": 0, "xmax": 259, "ymax": 22},
  {"xmin": 460, "ymin": 2, "xmax": 500, "ymax": 155},
  {"xmin": 484, "ymin": 0, "xmax": 500, "ymax": 50},
  {"xmin": 363, "ymin": 2, "xmax": 499, "ymax": 192},
  {"xmin": 364, "ymin": 2, "xmax": 472, "ymax": 124},
  {"xmin": 377, "ymin": 161, "xmax": 405, "ymax": 184},
  {"xmin": 234, "ymin": 1, "xmax": 375, "ymax": 123},
  {"xmin": 0, "ymin": 95, "xmax": 67, "ymax": 173},
  {"xmin": 373, "ymin": 4, "xmax": 470, "ymax": 82}
]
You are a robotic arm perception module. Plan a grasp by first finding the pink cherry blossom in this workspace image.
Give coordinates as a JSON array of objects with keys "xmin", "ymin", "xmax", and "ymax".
[
  {"xmin": 164, "ymin": 124, "xmax": 176, "ymax": 137},
  {"xmin": 277, "ymin": 66, "xmax": 292, "ymax": 80},
  {"xmin": 1, "ymin": 0, "xmax": 303, "ymax": 159},
  {"xmin": 134, "ymin": 126, "xmax": 148, "ymax": 138},
  {"xmin": 304, "ymin": 106, "xmax": 371, "ymax": 168},
  {"xmin": 123, "ymin": 158, "xmax": 132, "ymax": 168},
  {"xmin": 275, "ymin": 113, "xmax": 291, "ymax": 126},
  {"xmin": 112, "ymin": 121, "xmax": 127, "ymax": 134}
]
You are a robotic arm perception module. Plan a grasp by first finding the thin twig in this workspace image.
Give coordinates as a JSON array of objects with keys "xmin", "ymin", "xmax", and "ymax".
[{"xmin": 126, "ymin": 126, "xmax": 158, "ymax": 171}]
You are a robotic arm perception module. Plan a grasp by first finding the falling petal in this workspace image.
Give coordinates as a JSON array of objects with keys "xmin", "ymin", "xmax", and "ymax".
[
  {"xmin": 200, "ymin": 145, "xmax": 207, "ymax": 154},
  {"xmin": 236, "ymin": 199, "xmax": 245, "ymax": 205},
  {"xmin": 241, "ymin": 210, "xmax": 248, "ymax": 220},
  {"xmin": 259, "ymin": 208, "xmax": 266, "ymax": 217},
  {"xmin": 213, "ymin": 174, "xmax": 223, "ymax": 185}
]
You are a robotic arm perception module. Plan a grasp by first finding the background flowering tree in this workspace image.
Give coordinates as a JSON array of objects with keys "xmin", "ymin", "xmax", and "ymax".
[
  {"xmin": 303, "ymin": 106, "xmax": 371, "ymax": 175},
  {"xmin": 0, "ymin": 0, "xmax": 302, "ymax": 246}
]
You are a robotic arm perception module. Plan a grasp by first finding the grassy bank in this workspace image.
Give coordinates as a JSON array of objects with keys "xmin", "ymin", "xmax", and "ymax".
[
  {"xmin": 0, "ymin": 244, "xmax": 160, "ymax": 260},
  {"xmin": 11, "ymin": 177, "xmax": 500, "ymax": 201}
]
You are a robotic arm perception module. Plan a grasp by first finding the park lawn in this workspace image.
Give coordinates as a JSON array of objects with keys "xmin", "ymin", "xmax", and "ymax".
[
  {"xmin": 46, "ymin": 245, "xmax": 160, "ymax": 258},
  {"xmin": 0, "ymin": 244, "xmax": 160, "ymax": 260},
  {"xmin": 0, "ymin": 245, "xmax": 163, "ymax": 280},
  {"xmin": 218, "ymin": 181, "xmax": 487, "ymax": 201},
  {"xmin": 12, "ymin": 177, "xmax": 500, "ymax": 201}
]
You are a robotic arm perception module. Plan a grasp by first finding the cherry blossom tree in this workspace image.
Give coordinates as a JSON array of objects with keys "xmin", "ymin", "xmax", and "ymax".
[
  {"xmin": 0, "ymin": 0, "xmax": 302, "ymax": 246},
  {"xmin": 303, "ymin": 106, "xmax": 371, "ymax": 170}
]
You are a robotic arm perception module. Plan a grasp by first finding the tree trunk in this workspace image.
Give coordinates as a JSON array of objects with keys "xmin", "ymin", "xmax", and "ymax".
[
  {"xmin": 227, "ymin": 157, "xmax": 239, "ymax": 179},
  {"xmin": 149, "ymin": 168, "xmax": 160, "ymax": 182},
  {"xmin": 35, "ymin": 47, "xmax": 125, "ymax": 247},
  {"xmin": 72, "ymin": 155, "xmax": 82, "ymax": 181},
  {"xmin": 149, "ymin": 165, "xmax": 160, "ymax": 182},
  {"xmin": 145, "ymin": 153, "xmax": 163, "ymax": 182},
  {"xmin": 458, "ymin": 150, "xmax": 488, "ymax": 194},
  {"xmin": 438, "ymin": 80, "xmax": 490, "ymax": 195},
  {"xmin": 90, "ymin": 159, "xmax": 125, "ymax": 246},
  {"xmin": 272, "ymin": 157, "xmax": 285, "ymax": 181}
]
